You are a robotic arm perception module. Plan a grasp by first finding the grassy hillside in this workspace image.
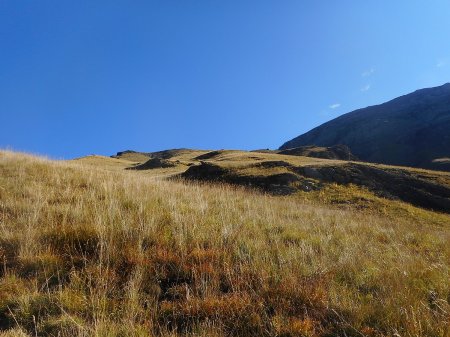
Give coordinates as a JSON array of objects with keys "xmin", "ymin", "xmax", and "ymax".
[
  {"xmin": 0, "ymin": 150, "xmax": 449, "ymax": 336},
  {"xmin": 113, "ymin": 148, "xmax": 450, "ymax": 212}
]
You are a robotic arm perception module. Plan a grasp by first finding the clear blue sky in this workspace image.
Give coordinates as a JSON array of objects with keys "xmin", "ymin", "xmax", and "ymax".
[{"xmin": 1, "ymin": 1, "xmax": 450, "ymax": 158}]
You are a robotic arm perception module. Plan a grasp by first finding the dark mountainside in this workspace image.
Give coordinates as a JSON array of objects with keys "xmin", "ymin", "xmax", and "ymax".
[{"xmin": 280, "ymin": 83, "xmax": 450, "ymax": 171}]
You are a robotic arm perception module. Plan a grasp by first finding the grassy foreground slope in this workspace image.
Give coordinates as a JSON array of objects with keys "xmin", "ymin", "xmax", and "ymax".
[{"xmin": 0, "ymin": 150, "xmax": 449, "ymax": 337}]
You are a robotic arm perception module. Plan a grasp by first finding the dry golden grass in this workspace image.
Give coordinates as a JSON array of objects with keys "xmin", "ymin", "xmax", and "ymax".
[{"xmin": 0, "ymin": 150, "xmax": 449, "ymax": 336}]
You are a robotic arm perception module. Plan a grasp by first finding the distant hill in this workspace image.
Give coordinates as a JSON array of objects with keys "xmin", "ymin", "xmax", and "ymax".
[
  {"xmin": 113, "ymin": 146, "xmax": 357, "ymax": 163},
  {"xmin": 107, "ymin": 147, "xmax": 450, "ymax": 212},
  {"xmin": 109, "ymin": 148, "xmax": 450, "ymax": 213},
  {"xmin": 111, "ymin": 149, "xmax": 208, "ymax": 163},
  {"xmin": 280, "ymin": 83, "xmax": 450, "ymax": 171}
]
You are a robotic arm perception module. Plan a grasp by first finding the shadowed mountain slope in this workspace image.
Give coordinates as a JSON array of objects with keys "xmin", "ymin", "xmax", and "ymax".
[{"xmin": 280, "ymin": 83, "xmax": 450, "ymax": 171}]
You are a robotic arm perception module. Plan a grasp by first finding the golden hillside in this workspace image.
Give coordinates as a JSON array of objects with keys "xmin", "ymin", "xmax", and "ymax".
[{"xmin": 0, "ymin": 150, "xmax": 449, "ymax": 337}]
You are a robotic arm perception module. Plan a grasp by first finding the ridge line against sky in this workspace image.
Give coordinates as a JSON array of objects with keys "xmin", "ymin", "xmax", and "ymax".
[{"xmin": 1, "ymin": 1, "xmax": 450, "ymax": 158}]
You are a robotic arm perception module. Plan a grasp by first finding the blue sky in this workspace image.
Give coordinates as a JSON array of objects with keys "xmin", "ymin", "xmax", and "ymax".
[{"xmin": 1, "ymin": 1, "xmax": 450, "ymax": 158}]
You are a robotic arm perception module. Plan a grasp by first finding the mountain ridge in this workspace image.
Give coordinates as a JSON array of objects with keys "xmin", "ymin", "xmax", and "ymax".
[{"xmin": 280, "ymin": 83, "xmax": 450, "ymax": 171}]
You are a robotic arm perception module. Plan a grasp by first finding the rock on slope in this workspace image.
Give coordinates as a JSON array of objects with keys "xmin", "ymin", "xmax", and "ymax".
[{"xmin": 280, "ymin": 83, "xmax": 450, "ymax": 171}]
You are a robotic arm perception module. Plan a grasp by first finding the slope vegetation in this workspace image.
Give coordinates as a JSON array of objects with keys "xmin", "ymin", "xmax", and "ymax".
[
  {"xmin": 108, "ymin": 148, "xmax": 450, "ymax": 213},
  {"xmin": 0, "ymin": 150, "xmax": 449, "ymax": 336}
]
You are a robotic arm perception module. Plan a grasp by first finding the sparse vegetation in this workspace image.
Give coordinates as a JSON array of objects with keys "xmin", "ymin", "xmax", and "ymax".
[{"xmin": 0, "ymin": 150, "xmax": 449, "ymax": 336}]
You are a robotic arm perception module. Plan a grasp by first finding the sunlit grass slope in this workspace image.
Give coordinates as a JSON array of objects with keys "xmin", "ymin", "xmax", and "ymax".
[{"xmin": 0, "ymin": 150, "xmax": 449, "ymax": 337}]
